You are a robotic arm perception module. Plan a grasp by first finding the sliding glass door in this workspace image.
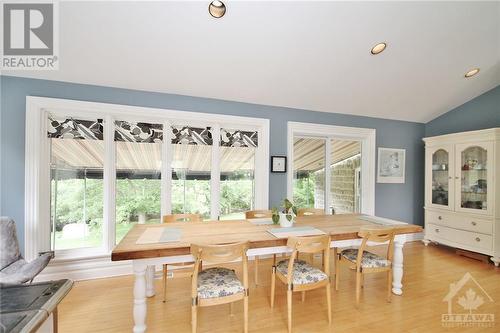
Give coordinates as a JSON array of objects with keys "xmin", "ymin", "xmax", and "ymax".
[
  {"xmin": 292, "ymin": 136, "xmax": 362, "ymax": 214},
  {"xmin": 329, "ymin": 139, "xmax": 361, "ymax": 214},
  {"xmin": 292, "ymin": 137, "xmax": 326, "ymax": 209}
]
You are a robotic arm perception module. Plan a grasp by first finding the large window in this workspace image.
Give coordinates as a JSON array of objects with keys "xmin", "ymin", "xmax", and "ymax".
[
  {"xmin": 28, "ymin": 98, "xmax": 269, "ymax": 261},
  {"xmin": 171, "ymin": 126, "xmax": 212, "ymax": 219},
  {"xmin": 219, "ymin": 129, "xmax": 257, "ymax": 220},
  {"xmin": 115, "ymin": 121, "xmax": 163, "ymax": 244},
  {"xmin": 49, "ymin": 117, "xmax": 105, "ymax": 250}
]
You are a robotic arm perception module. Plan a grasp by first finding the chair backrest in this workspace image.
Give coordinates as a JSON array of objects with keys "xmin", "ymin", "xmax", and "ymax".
[
  {"xmin": 0, "ymin": 217, "xmax": 22, "ymax": 270},
  {"xmin": 245, "ymin": 210, "xmax": 272, "ymax": 219},
  {"xmin": 191, "ymin": 242, "xmax": 249, "ymax": 264},
  {"xmin": 162, "ymin": 213, "xmax": 202, "ymax": 223},
  {"xmin": 357, "ymin": 227, "xmax": 396, "ymax": 261},
  {"xmin": 297, "ymin": 208, "xmax": 325, "ymax": 217},
  {"xmin": 286, "ymin": 235, "xmax": 331, "ymax": 279}
]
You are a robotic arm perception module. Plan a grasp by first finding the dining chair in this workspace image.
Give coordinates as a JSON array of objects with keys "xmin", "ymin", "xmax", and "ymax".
[
  {"xmin": 270, "ymin": 235, "xmax": 332, "ymax": 333},
  {"xmin": 191, "ymin": 242, "xmax": 249, "ymax": 333},
  {"xmin": 296, "ymin": 208, "xmax": 325, "ymax": 264},
  {"xmin": 297, "ymin": 208, "xmax": 325, "ymax": 217},
  {"xmin": 245, "ymin": 210, "xmax": 273, "ymax": 286},
  {"xmin": 335, "ymin": 227, "xmax": 395, "ymax": 307},
  {"xmin": 161, "ymin": 213, "xmax": 202, "ymax": 302}
]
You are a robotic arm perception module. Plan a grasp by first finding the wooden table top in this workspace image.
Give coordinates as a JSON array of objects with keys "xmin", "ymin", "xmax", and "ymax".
[{"xmin": 111, "ymin": 214, "xmax": 422, "ymax": 261}]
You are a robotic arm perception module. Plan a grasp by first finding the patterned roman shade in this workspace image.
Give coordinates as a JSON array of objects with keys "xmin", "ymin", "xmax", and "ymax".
[
  {"xmin": 115, "ymin": 121, "xmax": 163, "ymax": 143},
  {"xmin": 171, "ymin": 125, "xmax": 213, "ymax": 145},
  {"xmin": 220, "ymin": 129, "xmax": 258, "ymax": 148},
  {"xmin": 47, "ymin": 116, "xmax": 103, "ymax": 140}
]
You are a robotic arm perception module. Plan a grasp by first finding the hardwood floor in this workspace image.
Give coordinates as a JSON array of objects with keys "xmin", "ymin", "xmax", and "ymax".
[{"xmin": 58, "ymin": 242, "xmax": 499, "ymax": 332}]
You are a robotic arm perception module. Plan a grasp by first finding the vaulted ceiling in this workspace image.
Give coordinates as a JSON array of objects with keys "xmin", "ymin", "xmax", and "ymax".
[{"xmin": 5, "ymin": 1, "xmax": 500, "ymax": 123}]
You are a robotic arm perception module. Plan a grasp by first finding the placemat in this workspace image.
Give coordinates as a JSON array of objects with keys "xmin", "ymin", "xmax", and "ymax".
[{"xmin": 136, "ymin": 227, "xmax": 182, "ymax": 244}]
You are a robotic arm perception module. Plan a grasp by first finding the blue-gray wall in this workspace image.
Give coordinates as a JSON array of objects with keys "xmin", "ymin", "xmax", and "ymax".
[
  {"xmin": 425, "ymin": 85, "xmax": 500, "ymax": 137},
  {"xmin": 0, "ymin": 75, "xmax": 425, "ymax": 251}
]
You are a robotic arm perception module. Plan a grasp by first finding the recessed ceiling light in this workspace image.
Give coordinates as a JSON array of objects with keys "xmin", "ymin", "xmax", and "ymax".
[
  {"xmin": 209, "ymin": 1, "xmax": 226, "ymax": 18},
  {"xmin": 370, "ymin": 42, "xmax": 387, "ymax": 55},
  {"xmin": 464, "ymin": 68, "xmax": 480, "ymax": 78}
]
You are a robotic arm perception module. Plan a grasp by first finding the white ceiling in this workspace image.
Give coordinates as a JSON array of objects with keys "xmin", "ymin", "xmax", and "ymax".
[{"xmin": 4, "ymin": 1, "xmax": 500, "ymax": 123}]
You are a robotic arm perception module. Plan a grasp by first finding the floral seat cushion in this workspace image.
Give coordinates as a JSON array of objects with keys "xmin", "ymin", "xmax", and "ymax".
[
  {"xmin": 341, "ymin": 248, "xmax": 391, "ymax": 268},
  {"xmin": 197, "ymin": 267, "xmax": 244, "ymax": 299},
  {"xmin": 276, "ymin": 259, "xmax": 328, "ymax": 285}
]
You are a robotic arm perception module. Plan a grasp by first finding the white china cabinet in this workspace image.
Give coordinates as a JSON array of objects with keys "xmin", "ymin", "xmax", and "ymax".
[{"xmin": 423, "ymin": 128, "xmax": 500, "ymax": 266}]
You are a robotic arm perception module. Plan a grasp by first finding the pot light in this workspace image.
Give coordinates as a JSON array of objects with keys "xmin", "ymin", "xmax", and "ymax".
[
  {"xmin": 464, "ymin": 68, "xmax": 480, "ymax": 78},
  {"xmin": 209, "ymin": 1, "xmax": 226, "ymax": 18},
  {"xmin": 370, "ymin": 42, "xmax": 387, "ymax": 55}
]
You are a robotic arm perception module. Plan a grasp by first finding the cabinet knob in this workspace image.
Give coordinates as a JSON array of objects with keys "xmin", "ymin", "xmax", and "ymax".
[
  {"xmin": 435, "ymin": 228, "xmax": 440, "ymax": 233},
  {"xmin": 475, "ymin": 237, "xmax": 481, "ymax": 242},
  {"xmin": 471, "ymin": 221, "xmax": 477, "ymax": 226},
  {"xmin": 455, "ymin": 177, "xmax": 459, "ymax": 179},
  {"xmin": 448, "ymin": 176, "xmax": 452, "ymax": 179},
  {"xmin": 438, "ymin": 216, "xmax": 442, "ymax": 220}
]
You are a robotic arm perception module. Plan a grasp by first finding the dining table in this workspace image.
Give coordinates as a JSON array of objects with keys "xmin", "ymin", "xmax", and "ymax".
[{"xmin": 111, "ymin": 214, "xmax": 422, "ymax": 333}]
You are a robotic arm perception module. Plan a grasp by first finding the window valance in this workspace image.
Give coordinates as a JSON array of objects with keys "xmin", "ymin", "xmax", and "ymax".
[
  {"xmin": 47, "ymin": 116, "xmax": 103, "ymax": 140},
  {"xmin": 171, "ymin": 125, "xmax": 213, "ymax": 145},
  {"xmin": 220, "ymin": 129, "xmax": 258, "ymax": 147},
  {"xmin": 114, "ymin": 120, "xmax": 163, "ymax": 143}
]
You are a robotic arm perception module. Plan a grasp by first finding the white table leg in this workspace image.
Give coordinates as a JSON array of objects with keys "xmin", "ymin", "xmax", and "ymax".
[
  {"xmin": 146, "ymin": 265, "xmax": 155, "ymax": 297},
  {"xmin": 133, "ymin": 261, "xmax": 147, "ymax": 333},
  {"xmin": 392, "ymin": 237, "xmax": 405, "ymax": 295}
]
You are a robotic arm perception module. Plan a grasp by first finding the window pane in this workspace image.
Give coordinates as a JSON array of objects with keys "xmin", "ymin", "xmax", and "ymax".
[
  {"xmin": 460, "ymin": 146, "xmax": 488, "ymax": 210},
  {"xmin": 330, "ymin": 140, "xmax": 361, "ymax": 214},
  {"xmin": 172, "ymin": 145, "xmax": 211, "ymax": 219},
  {"xmin": 50, "ymin": 139, "xmax": 104, "ymax": 250},
  {"xmin": 220, "ymin": 146, "xmax": 255, "ymax": 220},
  {"xmin": 293, "ymin": 137, "xmax": 325, "ymax": 209},
  {"xmin": 115, "ymin": 142, "xmax": 162, "ymax": 244}
]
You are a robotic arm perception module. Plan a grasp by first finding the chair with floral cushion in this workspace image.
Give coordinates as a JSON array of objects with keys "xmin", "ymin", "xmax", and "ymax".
[
  {"xmin": 245, "ymin": 210, "xmax": 273, "ymax": 286},
  {"xmin": 270, "ymin": 235, "xmax": 332, "ymax": 333},
  {"xmin": 190, "ymin": 241, "xmax": 249, "ymax": 333},
  {"xmin": 335, "ymin": 227, "xmax": 395, "ymax": 307},
  {"xmin": 161, "ymin": 213, "xmax": 202, "ymax": 302}
]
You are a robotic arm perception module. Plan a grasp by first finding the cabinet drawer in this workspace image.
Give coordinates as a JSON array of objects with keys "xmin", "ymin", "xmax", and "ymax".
[
  {"xmin": 427, "ymin": 223, "xmax": 492, "ymax": 252},
  {"xmin": 426, "ymin": 211, "xmax": 492, "ymax": 235}
]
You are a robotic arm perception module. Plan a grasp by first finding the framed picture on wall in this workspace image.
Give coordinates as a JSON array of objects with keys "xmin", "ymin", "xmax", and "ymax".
[
  {"xmin": 271, "ymin": 156, "xmax": 287, "ymax": 173},
  {"xmin": 377, "ymin": 148, "xmax": 406, "ymax": 183}
]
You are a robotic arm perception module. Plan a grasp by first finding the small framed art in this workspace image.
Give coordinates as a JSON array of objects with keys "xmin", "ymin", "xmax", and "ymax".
[
  {"xmin": 271, "ymin": 156, "xmax": 287, "ymax": 173},
  {"xmin": 377, "ymin": 147, "xmax": 406, "ymax": 183}
]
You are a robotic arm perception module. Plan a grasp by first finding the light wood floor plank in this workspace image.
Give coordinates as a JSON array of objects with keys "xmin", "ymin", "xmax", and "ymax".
[{"xmin": 58, "ymin": 242, "xmax": 499, "ymax": 332}]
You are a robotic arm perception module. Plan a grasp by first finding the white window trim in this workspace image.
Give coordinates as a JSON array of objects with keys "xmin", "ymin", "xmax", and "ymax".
[
  {"xmin": 25, "ymin": 96, "xmax": 270, "ymax": 262},
  {"xmin": 287, "ymin": 121, "xmax": 376, "ymax": 216}
]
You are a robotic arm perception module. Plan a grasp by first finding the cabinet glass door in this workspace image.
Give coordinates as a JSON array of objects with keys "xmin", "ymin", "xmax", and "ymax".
[
  {"xmin": 457, "ymin": 143, "xmax": 492, "ymax": 215},
  {"xmin": 431, "ymin": 149, "xmax": 450, "ymax": 207}
]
